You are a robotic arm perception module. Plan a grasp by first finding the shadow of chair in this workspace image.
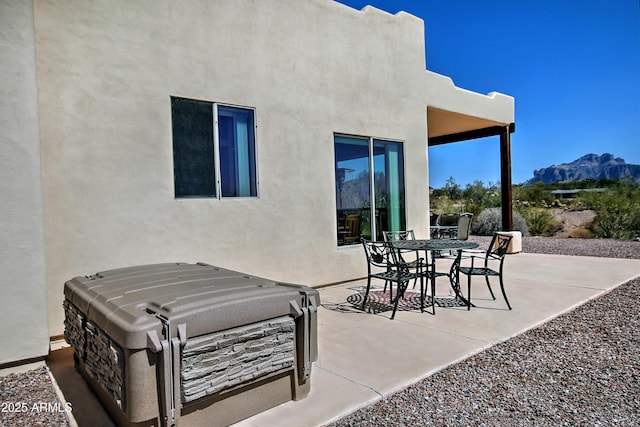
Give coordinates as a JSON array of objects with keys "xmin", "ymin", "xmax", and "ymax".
[
  {"xmin": 361, "ymin": 239, "xmax": 425, "ymax": 319},
  {"xmin": 453, "ymin": 232, "xmax": 513, "ymax": 310}
]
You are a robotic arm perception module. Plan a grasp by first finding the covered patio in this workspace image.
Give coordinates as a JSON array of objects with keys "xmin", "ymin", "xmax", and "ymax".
[{"xmin": 429, "ymin": 108, "xmax": 516, "ymax": 230}]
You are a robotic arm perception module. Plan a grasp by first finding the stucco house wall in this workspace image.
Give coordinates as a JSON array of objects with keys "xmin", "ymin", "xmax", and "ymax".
[
  {"xmin": 0, "ymin": 0, "xmax": 513, "ymax": 363},
  {"xmin": 0, "ymin": 0, "xmax": 50, "ymax": 364},
  {"xmin": 34, "ymin": 0, "xmax": 437, "ymax": 337}
]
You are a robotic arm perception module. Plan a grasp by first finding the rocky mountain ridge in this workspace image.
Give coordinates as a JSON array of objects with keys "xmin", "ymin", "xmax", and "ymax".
[{"xmin": 529, "ymin": 153, "xmax": 640, "ymax": 184}]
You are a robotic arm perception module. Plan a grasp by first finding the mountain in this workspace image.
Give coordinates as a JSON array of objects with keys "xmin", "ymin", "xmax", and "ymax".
[{"xmin": 529, "ymin": 153, "xmax": 640, "ymax": 184}]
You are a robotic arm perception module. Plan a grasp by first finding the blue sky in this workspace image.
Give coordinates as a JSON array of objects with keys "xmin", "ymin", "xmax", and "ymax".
[{"xmin": 336, "ymin": 0, "xmax": 640, "ymax": 187}]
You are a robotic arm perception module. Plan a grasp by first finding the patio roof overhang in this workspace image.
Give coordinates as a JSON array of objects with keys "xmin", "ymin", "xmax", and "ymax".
[
  {"xmin": 427, "ymin": 108, "xmax": 515, "ymax": 231},
  {"xmin": 427, "ymin": 107, "xmax": 514, "ymax": 145}
]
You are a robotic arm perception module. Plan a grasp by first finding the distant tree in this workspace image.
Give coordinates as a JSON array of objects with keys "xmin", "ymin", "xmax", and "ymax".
[
  {"xmin": 462, "ymin": 180, "xmax": 500, "ymax": 207},
  {"xmin": 462, "ymin": 180, "xmax": 486, "ymax": 205},
  {"xmin": 513, "ymin": 182, "xmax": 554, "ymax": 207},
  {"xmin": 443, "ymin": 176, "xmax": 462, "ymax": 200}
]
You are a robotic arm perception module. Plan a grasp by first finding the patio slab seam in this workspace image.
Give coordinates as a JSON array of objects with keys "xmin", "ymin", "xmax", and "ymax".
[{"xmin": 313, "ymin": 365, "xmax": 384, "ymax": 400}]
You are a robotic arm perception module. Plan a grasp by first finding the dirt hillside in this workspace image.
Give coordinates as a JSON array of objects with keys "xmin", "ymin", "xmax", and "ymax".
[{"xmin": 551, "ymin": 209, "xmax": 596, "ymax": 238}]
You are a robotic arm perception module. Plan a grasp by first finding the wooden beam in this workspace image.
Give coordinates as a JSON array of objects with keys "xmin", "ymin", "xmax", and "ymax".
[
  {"xmin": 428, "ymin": 123, "xmax": 515, "ymax": 146},
  {"xmin": 500, "ymin": 126, "xmax": 514, "ymax": 231}
]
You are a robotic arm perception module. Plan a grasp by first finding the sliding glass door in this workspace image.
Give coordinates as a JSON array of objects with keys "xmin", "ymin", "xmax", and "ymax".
[{"xmin": 334, "ymin": 135, "xmax": 405, "ymax": 246}]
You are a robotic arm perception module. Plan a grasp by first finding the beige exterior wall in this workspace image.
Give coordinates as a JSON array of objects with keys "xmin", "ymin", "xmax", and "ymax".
[
  {"xmin": 0, "ymin": 0, "xmax": 50, "ymax": 364},
  {"xmin": 0, "ymin": 0, "xmax": 514, "ymax": 348},
  {"xmin": 34, "ymin": 0, "xmax": 435, "ymax": 336}
]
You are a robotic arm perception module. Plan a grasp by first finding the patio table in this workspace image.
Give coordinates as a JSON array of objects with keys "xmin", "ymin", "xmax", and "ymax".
[{"xmin": 390, "ymin": 239, "xmax": 479, "ymax": 306}]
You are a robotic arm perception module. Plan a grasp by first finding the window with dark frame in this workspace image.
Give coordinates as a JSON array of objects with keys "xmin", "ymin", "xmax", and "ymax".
[
  {"xmin": 171, "ymin": 97, "xmax": 257, "ymax": 198},
  {"xmin": 334, "ymin": 134, "xmax": 406, "ymax": 246}
]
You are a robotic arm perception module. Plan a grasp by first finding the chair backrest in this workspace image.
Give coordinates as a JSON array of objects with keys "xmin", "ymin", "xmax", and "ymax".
[
  {"xmin": 456, "ymin": 213, "xmax": 473, "ymax": 241},
  {"xmin": 382, "ymin": 230, "xmax": 415, "ymax": 242},
  {"xmin": 438, "ymin": 213, "xmax": 459, "ymax": 227},
  {"xmin": 344, "ymin": 214, "xmax": 362, "ymax": 238},
  {"xmin": 361, "ymin": 239, "xmax": 394, "ymax": 269},
  {"xmin": 488, "ymin": 232, "xmax": 513, "ymax": 258},
  {"xmin": 430, "ymin": 213, "xmax": 440, "ymax": 226}
]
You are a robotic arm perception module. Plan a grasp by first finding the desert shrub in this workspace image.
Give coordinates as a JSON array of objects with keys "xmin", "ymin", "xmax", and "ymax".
[
  {"xmin": 513, "ymin": 182, "xmax": 554, "ymax": 207},
  {"xmin": 472, "ymin": 207, "xmax": 529, "ymax": 236},
  {"xmin": 430, "ymin": 195, "xmax": 458, "ymax": 214},
  {"xmin": 519, "ymin": 207, "xmax": 562, "ymax": 236},
  {"xmin": 569, "ymin": 227, "xmax": 593, "ymax": 239},
  {"xmin": 462, "ymin": 180, "xmax": 501, "ymax": 210},
  {"xmin": 579, "ymin": 183, "xmax": 640, "ymax": 240}
]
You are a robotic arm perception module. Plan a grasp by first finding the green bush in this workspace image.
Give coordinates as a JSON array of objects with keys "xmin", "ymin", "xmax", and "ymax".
[
  {"xmin": 513, "ymin": 182, "xmax": 554, "ymax": 207},
  {"xmin": 472, "ymin": 208, "xmax": 529, "ymax": 236},
  {"xmin": 462, "ymin": 180, "xmax": 501, "ymax": 210},
  {"xmin": 579, "ymin": 183, "xmax": 640, "ymax": 240},
  {"xmin": 519, "ymin": 207, "xmax": 562, "ymax": 236},
  {"xmin": 429, "ymin": 195, "xmax": 458, "ymax": 214}
]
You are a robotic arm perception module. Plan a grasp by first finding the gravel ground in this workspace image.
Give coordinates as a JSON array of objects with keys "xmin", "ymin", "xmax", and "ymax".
[
  {"xmin": 1, "ymin": 237, "xmax": 638, "ymax": 427},
  {"xmin": 0, "ymin": 366, "xmax": 71, "ymax": 426},
  {"xmin": 330, "ymin": 237, "xmax": 640, "ymax": 427},
  {"xmin": 470, "ymin": 235, "xmax": 640, "ymax": 260}
]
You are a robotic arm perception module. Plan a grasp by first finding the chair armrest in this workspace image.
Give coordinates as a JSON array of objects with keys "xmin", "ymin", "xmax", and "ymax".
[{"xmin": 458, "ymin": 252, "xmax": 483, "ymax": 268}]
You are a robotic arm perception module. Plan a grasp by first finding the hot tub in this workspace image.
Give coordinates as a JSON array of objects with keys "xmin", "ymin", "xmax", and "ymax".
[{"xmin": 63, "ymin": 262, "xmax": 319, "ymax": 426}]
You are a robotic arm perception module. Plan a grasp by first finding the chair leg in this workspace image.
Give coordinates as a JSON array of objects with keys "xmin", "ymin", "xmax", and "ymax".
[
  {"xmin": 499, "ymin": 275, "xmax": 512, "ymax": 310},
  {"xmin": 485, "ymin": 275, "xmax": 496, "ymax": 300},
  {"xmin": 390, "ymin": 280, "xmax": 408, "ymax": 320},
  {"xmin": 361, "ymin": 277, "xmax": 372, "ymax": 311}
]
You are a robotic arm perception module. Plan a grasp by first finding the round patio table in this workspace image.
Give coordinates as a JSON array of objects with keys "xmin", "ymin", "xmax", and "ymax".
[{"xmin": 390, "ymin": 239, "xmax": 479, "ymax": 306}]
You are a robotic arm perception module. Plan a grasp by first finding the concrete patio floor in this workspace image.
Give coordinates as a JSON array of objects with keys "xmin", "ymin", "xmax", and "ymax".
[
  {"xmin": 234, "ymin": 252, "xmax": 640, "ymax": 427},
  {"xmin": 46, "ymin": 252, "xmax": 640, "ymax": 427}
]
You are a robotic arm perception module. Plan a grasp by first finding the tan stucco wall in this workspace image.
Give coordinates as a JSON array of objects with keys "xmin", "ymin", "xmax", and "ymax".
[
  {"xmin": 0, "ymin": 0, "xmax": 50, "ymax": 364},
  {"xmin": 34, "ymin": 0, "xmax": 437, "ymax": 336},
  {"xmin": 426, "ymin": 70, "xmax": 515, "ymax": 125}
]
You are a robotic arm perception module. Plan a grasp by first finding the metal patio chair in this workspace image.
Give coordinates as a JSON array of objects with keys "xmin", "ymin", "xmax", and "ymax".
[
  {"xmin": 383, "ymin": 230, "xmax": 422, "ymax": 290},
  {"xmin": 383, "ymin": 230, "xmax": 439, "ymax": 293},
  {"xmin": 456, "ymin": 212, "xmax": 474, "ymax": 241},
  {"xmin": 360, "ymin": 239, "xmax": 426, "ymax": 319},
  {"xmin": 453, "ymin": 232, "xmax": 513, "ymax": 310},
  {"xmin": 436, "ymin": 213, "xmax": 459, "ymax": 239}
]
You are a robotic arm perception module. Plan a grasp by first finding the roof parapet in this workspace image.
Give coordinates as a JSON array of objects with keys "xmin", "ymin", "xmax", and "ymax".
[
  {"xmin": 334, "ymin": 1, "xmax": 424, "ymax": 25},
  {"xmin": 426, "ymin": 70, "xmax": 514, "ymax": 125}
]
